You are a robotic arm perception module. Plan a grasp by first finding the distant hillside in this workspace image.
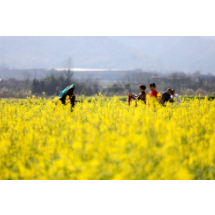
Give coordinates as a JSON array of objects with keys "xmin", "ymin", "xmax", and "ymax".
[
  {"xmin": 155, "ymin": 37, "xmax": 215, "ymax": 72},
  {"xmin": 1, "ymin": 36, "xmax": 215, "ymax": 73},
  {"xmin": 111, "ymin": 36, "xmax": 184, "ymax": 56},
  {"xmin": 112, "ymin": 36, "xmax": 215, "ymax": 73},
  {"xmin": 0, "ymin": 36, "xmax": 167, "ymax": 70}
]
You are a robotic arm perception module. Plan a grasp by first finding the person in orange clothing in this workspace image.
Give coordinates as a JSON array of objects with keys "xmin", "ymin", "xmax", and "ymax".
[{"xmin": 148, "ymin": 83, "xmax": 161, "ymax": 105}]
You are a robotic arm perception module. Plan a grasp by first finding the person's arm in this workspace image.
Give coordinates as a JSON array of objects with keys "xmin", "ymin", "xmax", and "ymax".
[
  {"xmin": 157, "ymin": 92, "xmax": 162, "ymax": 99},
  {"xmin": 130, "ymin": 93, "xmax": 139, "ymax": 99}
]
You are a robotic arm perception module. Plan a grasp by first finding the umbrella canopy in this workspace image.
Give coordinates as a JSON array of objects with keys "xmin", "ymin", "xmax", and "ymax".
[{"xmin": 58, "ymin": 84, "xmax": 75, "ymax": 99}]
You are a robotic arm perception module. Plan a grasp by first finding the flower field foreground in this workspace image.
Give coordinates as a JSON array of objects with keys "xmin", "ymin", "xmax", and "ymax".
[{"xmin": 0, "ymin": 96, "xmax": 215, "ymax": 180}]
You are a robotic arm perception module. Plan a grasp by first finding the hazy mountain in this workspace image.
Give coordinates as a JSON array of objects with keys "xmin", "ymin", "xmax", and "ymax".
[
  {"xmin": 112, "ymin": 36, "xmax": 215, "ymax": 73},
  {"xmin": 1, "ymin": 36, "xmax": 215, "ymax": 73},
  {"xmin": 111, "ymin": 36, "xmax": 183, "ymax": 56},
  {"xmin": 0, "ymin": 36, "xmax": 167, "ymax": 70}
]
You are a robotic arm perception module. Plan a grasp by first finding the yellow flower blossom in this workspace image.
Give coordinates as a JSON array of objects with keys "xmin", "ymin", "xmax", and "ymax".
[{"xmin": 0, "ymin": 96, "xmax": 215, "ymax": 180}]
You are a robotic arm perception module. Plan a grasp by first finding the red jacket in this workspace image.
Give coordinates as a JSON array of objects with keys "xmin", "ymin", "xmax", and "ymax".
[{"xmin": 148, "ymin": 90, "xmax": 160, "ymax": 98}]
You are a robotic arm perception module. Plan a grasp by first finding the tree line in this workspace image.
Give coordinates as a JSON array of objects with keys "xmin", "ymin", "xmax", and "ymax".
[
  {"xmin": 1, "ymin": 69, "xmax": 215, "ymax": 98},
  {"xmin": 31, "ymin": 71, "xmax": 101, "ymax": 97}
]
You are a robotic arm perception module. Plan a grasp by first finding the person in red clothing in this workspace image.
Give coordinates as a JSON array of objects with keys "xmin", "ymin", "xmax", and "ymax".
[{"xmin": 148, "ymin": 83, "xmax": 161, "ymax": 105}]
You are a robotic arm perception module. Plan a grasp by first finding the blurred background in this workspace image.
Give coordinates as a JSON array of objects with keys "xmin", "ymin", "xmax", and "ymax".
[{"xmin": 1, "ymin": 36, "xmax": 215, "ymax": 98}]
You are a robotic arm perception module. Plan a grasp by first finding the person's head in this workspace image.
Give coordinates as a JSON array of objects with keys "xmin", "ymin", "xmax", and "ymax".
[
  {"xmin": 171, "ymin": 89, "xmax": 175, "ymax": 96},
  {"xmin": 149, "ymin": 83, "xmax": 156, "ymax": 91},
  {"xmin": 138, "ymin": 84, "xmax": 146, "ymax": 92},
  {"xmin": 167, "ymin": 88, "xmax": 171, "ymax": 95}
]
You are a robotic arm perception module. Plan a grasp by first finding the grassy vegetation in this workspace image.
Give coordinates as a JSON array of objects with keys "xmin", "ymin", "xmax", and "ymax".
[{"xmin": 183, "ymin": 95, "xmax": 215, "ymax": 100}]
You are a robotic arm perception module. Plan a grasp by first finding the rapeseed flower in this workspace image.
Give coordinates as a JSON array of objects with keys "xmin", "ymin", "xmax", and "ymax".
[{"xmin": 0, "ymin": 96, "xmax": 215, "ymax": 180}]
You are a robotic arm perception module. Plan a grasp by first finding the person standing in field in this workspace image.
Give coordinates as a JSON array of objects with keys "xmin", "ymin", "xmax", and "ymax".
[
  {"xmin": 55, "ymin": 84, "xmax": 76, "ymax": 111},
  {"xmin": 171, "ymin": 89, "xmax": 181, "ymax": 103},
  {"xmin": 161, "ymin": 88, "xmax": 174, "ymax": 105},
  {"xmin": 148, "ymin": 83, "xmax": 161, "ymax": 105},
  {"xmin": 129, "ymin": 84, "xmax": 147, "ymax": 105}
]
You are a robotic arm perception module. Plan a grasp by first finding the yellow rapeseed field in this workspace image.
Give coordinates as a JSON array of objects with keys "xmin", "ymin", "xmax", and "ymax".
[{"xmin": 0, "ymin": 95, "xmax": 215, "ymax": 180}]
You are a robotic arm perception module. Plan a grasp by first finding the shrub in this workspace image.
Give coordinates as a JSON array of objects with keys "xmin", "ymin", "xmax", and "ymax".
[
  {"xmin": 195, "ymin": 89, "xmax": 208, "ymax": 96},
  {"xmin": 0, "ymin": 87, "xmax": 30, "ymax": 98}
]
